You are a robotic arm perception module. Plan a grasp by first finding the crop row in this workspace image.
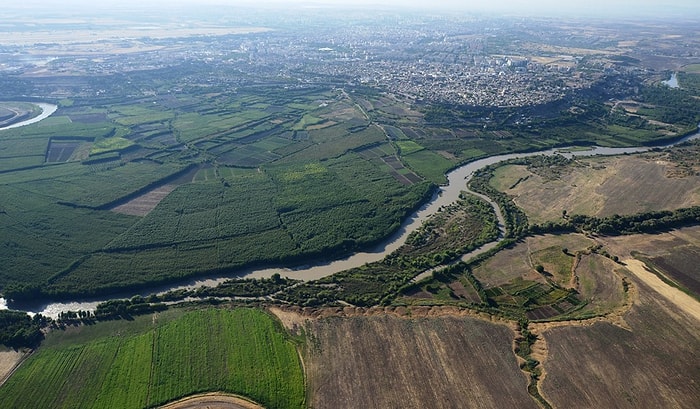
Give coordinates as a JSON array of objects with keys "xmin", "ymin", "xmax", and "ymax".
[{"xmin": 0, "ymin": 308, "xmax": 305, "ymax": 409}]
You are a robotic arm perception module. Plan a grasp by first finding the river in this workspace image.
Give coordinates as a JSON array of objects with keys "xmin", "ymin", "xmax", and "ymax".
[
  {"xmin": 0, "ymin": 103, "xmax": 58, "ymax": 130},
  {"xmin": 2, "ymin": 110, "xmax": 699, "ymax": 317}
]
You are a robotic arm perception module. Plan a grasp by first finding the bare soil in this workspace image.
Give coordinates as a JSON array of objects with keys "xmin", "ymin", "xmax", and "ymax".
[
  {"xmin": 158, "ymin": 393, "xmax": 263, "ymax": 409},
  {"xmin": 623, "ymin": 259, "xmax": 700, "ymax": 321},
  {"xmin": 111, "ymin": 184, "xmax": 177, "ymax": 216},
  {"xmin": 0, "ymin": 350, "xmax": 27, "ymax": 387},
  {"xmin": 599, "ymin": 226, "xmax": 700, "ymax": 297},
  {"xmin": 296, "ymin": 309, "xmax": 537, "ymax": 409},
  {"xmin": 538, "ymin": 269, "xmax": 700, "ymax": 408},
  {"xmin": 495, "ymin": 155, "xmax": 700, "ymax": 224}
]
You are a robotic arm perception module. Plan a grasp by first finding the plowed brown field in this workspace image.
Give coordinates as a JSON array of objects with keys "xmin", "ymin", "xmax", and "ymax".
[
  {"xmin": 539, "ymin": 271, "xmax": 700, "ymax": 408},
  {"xmin": 297, "ymin": 310, "xmax": 538, "ymax": 409}
]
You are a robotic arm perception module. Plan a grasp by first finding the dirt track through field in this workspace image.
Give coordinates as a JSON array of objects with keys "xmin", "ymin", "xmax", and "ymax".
[
  {"xmin": 158, "ymin": 393, "xmax": 264, "ymax": 409},
  {"xmin": 623, "ymin": 259, "xmax": 700, "ymax": 321}
]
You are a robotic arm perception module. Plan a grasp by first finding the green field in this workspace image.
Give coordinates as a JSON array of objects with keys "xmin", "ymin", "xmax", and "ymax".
[
  {"xmin": 1, "ymin": 71, "xmax": 699, "ymax": 301},
  {"xmin": 0, "ymin": 308, "xmax": 305, "ymax": 409}
]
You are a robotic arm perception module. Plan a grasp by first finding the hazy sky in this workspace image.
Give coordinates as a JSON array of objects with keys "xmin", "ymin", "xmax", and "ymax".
[{"xmin": 7, "ymin": 0, "xmax": 700, "ymax": 18}]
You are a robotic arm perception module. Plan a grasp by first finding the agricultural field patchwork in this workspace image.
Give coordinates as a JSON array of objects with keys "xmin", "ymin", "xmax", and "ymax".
[
  {"xmin": 0, "ymin": 89, "xmax": 439, "ymax": 298},
  {"xmin": 402, "ymin": 234, "xmax": 628, "ymax": 321}
]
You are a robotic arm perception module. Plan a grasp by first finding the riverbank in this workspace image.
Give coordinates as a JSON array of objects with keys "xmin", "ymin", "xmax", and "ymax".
[
  {"xmin": 0, "ymin": 103, "xmax": 57, "ymax": 131},
  {"xmin": 2, "ymin": 122, "xmax": 698, "ymax": 317}
]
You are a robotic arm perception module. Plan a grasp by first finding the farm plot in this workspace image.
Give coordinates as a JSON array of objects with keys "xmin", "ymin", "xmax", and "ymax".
[
  {"xmin": 464, "ymin": 234, "xmax": 622, "ymax": 319},
  {"xmin": 302, "ymin": 312, "xmax": 536, "ymax": 409},
  {"xmin": 111, "ymin": 184, "xmax": 178, "ymax": 216},
  {"xmin": 647, "ymin": 247, "xmax": 700, "ymax": 296},
  {"xmin": 0, "ymin": 308, "xmax": 305, "ymax": 409},
  {"xmin": 5, "ymin": 161, "xmax": 188, "ymax": 208},
  {"xmin": 492, "ymin": 151, "xmax": 700, "ymax": 224},
  {"xmin": 599, "ymin": 225, "xmax": 700, "ymax": 298},
  {"xmin": 67, "ymin": 113, "xmax": 108, "ymax": 124},
  {"xmin": 401, "ymin": 149, "xmax": 455, "ymax": 184},
  {"xmin": 357, "ymin": 144, "xmax": 422, "ymax": 185},
  {"xmin": 539, "ymin": 276, "xmax": 700, "ymax": 409},
  {"xmin": 45, "ymin": 140, "xmax": 83, "ymax": 163}
]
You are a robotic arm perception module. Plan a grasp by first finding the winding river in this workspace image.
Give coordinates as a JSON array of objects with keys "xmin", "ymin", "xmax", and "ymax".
[
  {"xmin": 1, "ymin": 105, "xmax": 698, "ymax": 317},
  {"xmin": 0, "ymin": 103, "xmax": 58, "ymax": 130}
]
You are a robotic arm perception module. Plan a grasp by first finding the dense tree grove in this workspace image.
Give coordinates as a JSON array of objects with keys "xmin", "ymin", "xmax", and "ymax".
[{"xmin": 0, "ymin": 310, "xmax": 47, "ymax": 349}]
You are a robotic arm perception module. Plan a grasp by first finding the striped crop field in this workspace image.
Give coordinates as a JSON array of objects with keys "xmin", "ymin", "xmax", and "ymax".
[{"xmin": 0, "ymin": 308, "xmax": 305, "ymax": 409}]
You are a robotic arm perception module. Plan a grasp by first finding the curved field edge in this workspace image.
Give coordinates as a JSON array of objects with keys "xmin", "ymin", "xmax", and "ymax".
[
  {"xmin": 158, "ymin": 392, "xmax": 264, "ymax": 409},
  {"xmin": 0, "ymin": 308, "xmax": 305, "ymax": 409},
  {"xmin": 536, "ymin": 267, "xmax": 700, "ymax": 409}
]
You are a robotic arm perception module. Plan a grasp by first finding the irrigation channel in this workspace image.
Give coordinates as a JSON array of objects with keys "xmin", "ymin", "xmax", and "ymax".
[{"xmin": 1, "ymin": 102, "xmax": 699, "ymax": 317}]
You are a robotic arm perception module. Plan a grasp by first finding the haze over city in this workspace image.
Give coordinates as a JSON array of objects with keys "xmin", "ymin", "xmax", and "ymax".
[{"xmin": 3, "ymin": 0, "xmax": 700, "ymax": 18}]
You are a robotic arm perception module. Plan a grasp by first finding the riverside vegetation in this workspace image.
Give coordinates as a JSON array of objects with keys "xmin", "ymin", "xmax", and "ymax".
[
  {"xmin": 2, "ymin": 16, "xmax": 700, "ymax": 409},
  {"xmin": 2, "ymin": 75, "xmax": 699, "ymax": 302}
]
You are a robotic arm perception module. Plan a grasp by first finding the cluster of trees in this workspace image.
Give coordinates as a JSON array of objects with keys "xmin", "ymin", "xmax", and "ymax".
[
  {"xmin": 566, "ymin": 206, "xmax": 700, "ymax": 235},
  {"xmin": 528, "ymin": 207, "xmax": 700, "ymax": 237},
  {"xmin": 637, "ymin": 84, "xmax": 700, "ymax": 127},
  {"xmin": 469, "ymin": 167, "xmax": 529, "ymax": 239},
  {"xmin": 195, "ymin": 274, "xmax": 296, "ymax": 298},
  {"xmin": 0, "ymin": 310, "xmax": 47, "ymax": 349}
]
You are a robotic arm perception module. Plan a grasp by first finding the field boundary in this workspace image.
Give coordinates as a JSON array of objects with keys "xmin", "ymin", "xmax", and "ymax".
[
  {"xmin": 623, "ymin": 258, "xmax": 700, "ymax": 321},
  {"xmin": 158, "ymin": 392, "xmax": 264, "ymax": 409},
  {"xmin": 0, "ymin": 350, "xmax": 32, "ymax": 388}
]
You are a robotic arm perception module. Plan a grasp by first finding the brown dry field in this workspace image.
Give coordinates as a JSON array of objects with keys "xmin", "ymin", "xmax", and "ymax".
[
  {"xmin": 111, "ymin": 184, "xmax": 177, "ymax": 216},
  {"xmin": 575, "ymin": 254, "xmax": 628, "ymax": 315},
  {"xmin": 492, "ymin": 155, "xmax": 700, "ymax": 224},
  {"xmin": 538, "ymin": 268, "xmax": 700, "ymax": 408},
  {"xmin": 599, "ymin": 225, "xmax": 700, "ymax": 297},
  {"xmin": 271, "ymin": 306, "xmax": 537, "ymax": 409},
  {"xmin": 472, "ymin": 233, "xmax": 594, "ymax": 288},
  {"xmin": 0, "ymin": 350, "xmax": 26, "ymax": 386},
  {"xmin": 600, "ymin": 225, "xmax": 700, "ymax": 260},
  {"xmin": 158, "ymin": 393, "xmax": 263, "ymax": 409}
]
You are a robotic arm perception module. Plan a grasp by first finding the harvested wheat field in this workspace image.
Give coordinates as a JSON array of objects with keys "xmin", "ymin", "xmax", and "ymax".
[
  {"xmin": 493, "ymin": 153, "xmax": 700, "ymax": 224},
  {"xmin": 600, "ymin": 225, "xmax": 700, "ymax": 297},
  {"xmin": 299, "ymin": 311, "xmax": 537, "ymax": 409},
  {"xmin": 538, "ymin": 269, "xmax": 700, "ymax": 409}
]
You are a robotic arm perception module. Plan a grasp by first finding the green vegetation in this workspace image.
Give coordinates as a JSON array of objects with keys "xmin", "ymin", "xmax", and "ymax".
[
  {"xmin": 1, "ymin": 63, "xmax": 699, "ymax": 304},
  {"xmin": 0, "ymin": 310, "xmax": 47, "ymax": 349},
  {"xmin": 0, "ymin": 87, "xmax": 437, "ymax": 299},
  {"xmin": 401, "ymin": 149, "xmax": 455, "ymax": 184},
  {"xmin": 0, "ymin": 308, "xmax": 305, "ymax": 409},
  {"xmin": 90, "ymin": 137, "xmax": 135, "ymax": 154},
  {"xmin": 277, "ymin": 193, "xmax": 500, "ymax": 307}
]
